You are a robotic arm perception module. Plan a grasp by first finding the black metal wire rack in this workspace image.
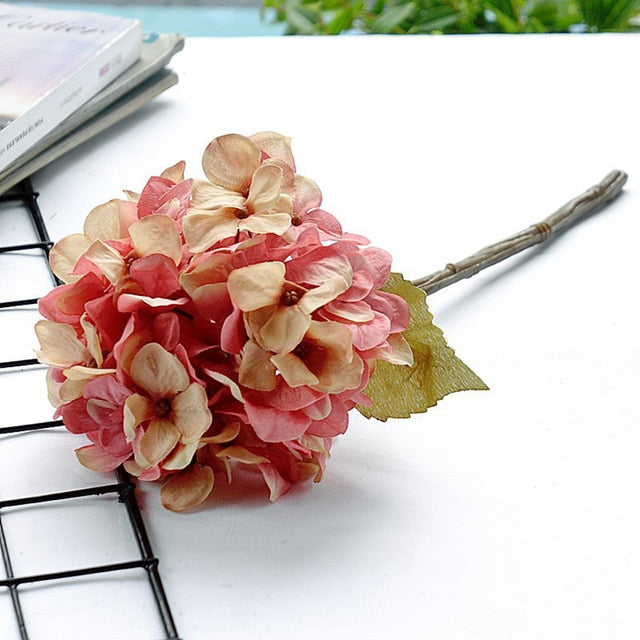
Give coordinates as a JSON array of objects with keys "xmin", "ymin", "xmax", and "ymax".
[{"xmin": 0, "ymin": 179, "xmax": 181, "ymax": 640}]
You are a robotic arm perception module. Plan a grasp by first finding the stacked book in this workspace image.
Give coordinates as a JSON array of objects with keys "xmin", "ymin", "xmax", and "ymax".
[{"xmin": 0, "ymin": 2, "xmax": 184, "ymax": 194}]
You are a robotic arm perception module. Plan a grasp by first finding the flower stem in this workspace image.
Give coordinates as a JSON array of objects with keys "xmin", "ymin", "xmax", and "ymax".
[{"xmin": 413, "ymin": 170, "xmax": 628, "ymax": 296}]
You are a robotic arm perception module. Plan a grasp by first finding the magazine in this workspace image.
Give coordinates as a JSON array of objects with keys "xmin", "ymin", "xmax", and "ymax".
[
  {"xmin": 0, "ymin": 33, "xmax": 184, "ymax": 195},
  {"xmin": 0, "ymin": 2, "xmax": 143, "ymax": 172}
]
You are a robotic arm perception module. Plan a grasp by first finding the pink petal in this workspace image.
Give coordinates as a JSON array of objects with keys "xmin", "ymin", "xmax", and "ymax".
[
  {"xmin": 129, "ymin": 254, "xmax": 181, "ymax": 298},
  {"xmin": 244, "ymin": 393, "xmax": 312, "ymax": 442}
]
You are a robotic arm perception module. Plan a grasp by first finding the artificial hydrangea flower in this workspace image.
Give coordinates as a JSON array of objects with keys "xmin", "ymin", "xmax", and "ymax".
[{"xmin": 36, "ymin": 132, "xmax": 413, "ymax": 512}]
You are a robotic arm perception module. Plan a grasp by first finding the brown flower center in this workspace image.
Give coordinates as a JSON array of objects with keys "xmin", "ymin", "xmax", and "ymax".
[
  {"xmin": 281, "ymin": 289, "xmax": 301, "ymax": 306},
  {"xmin": 294, "ymin": 342, "xmax": 309, "ymax": 359},
  {"xmin": 154, "ymin": 397, "xmax": 172, "ymax": 418},
  {"xmin": 234, "ymin": 208, "xmax": 250, "ymax": 220}
]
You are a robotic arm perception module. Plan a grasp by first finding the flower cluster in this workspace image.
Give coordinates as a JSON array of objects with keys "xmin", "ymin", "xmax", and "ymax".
[{"xmin": 36, "ymin": 132, "xmax": 413, "ymax": 511}]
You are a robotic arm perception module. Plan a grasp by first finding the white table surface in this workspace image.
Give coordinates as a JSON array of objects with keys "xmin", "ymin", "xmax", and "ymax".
[{"xmin": 2, "ymin": 34, "xmax": 640, "ymax": 639}]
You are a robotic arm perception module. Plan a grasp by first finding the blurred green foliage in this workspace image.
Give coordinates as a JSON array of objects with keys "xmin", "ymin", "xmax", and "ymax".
[{"xmin": 262, "ymin": 0, "xmax": 640, "ymax": 33}]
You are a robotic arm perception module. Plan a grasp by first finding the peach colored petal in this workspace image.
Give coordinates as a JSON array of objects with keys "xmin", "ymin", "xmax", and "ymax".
[
  {"xmin": 256, "ymin": 305, "xmax": 311, "ymax": 354},
  {"xmin": 162, "ymin": 440, "xmax": 199, "ymax": 471},
  {"xmin": 227, "ymin": 261, "xmax": 284, "ymax": 311},
  {"xmin": 241, "ymin": 211, "xmax": 291, "ymax": 236},
  {"xmin": 76, "ymin": 444, "xmax": 128, "ymax": 472},
  {"xmin": 238, "ymin": 340, "xmax": 277, "ymax": 391},
  {"xmin": 172, "ymin": 382, "xmax": 212, "ymax": 443},
  {"xmin": 129, "ymin": 215, "xmax": 182, "ymax": 265},
  {"xmin": 200, "ymin": 421, "xmax": 241, "ymax": 444},
  {"xmin": 324, "ymin": 299, "xmax": 375, "ymax": 323},
  {"xmin": 202, "ymin": 133, "xmax": 260, "ymax": 192},
  {"xmin": 80, "ymin": 314, "xmax": 103, "ymax": 367},
  {"xmin": 217, "ymin": 445, "xmax": 269, "ymax": 465},
  {"xmin": 137, "ymin": 417, "xmax": 180, "ymax": 467},
  {"xmin": 161, "ymin": 464, "xmax": 214, "ymax": 512},
  {"xmin": 160, "ymin": 160, "xmax": 186, "ymax": 183},
  {"xmin": 204, "ymin": 370, "xmax": 244, "ymax": 403},
  {"xmin": 35, "ymin": 320, "xmax": 88, "ymax": 367},
  {"xmin": 270, "ymin": 352, "xmax": 319, "ymax": 388},
  {"xmin": 123, "ymin": 392, "xmax": 154, "ymax": 442},
  {"xmin": 62, "ymin": 365, "xmax": 115, "ymax": 381},
  {"xmin": 58, "ymin": 377, "xmax": 90, "ymax": 404},
  {"xmin": 250, "ymin": 131, "xmax": 295, "ymax": 170},
  {"xmin": 129, "ymin": 342, "xmax": 189, "ymax": 398},
  {"xmin": 182, "ymin": 209, "xmax": 239, "ymax": 252},
  {"xmin": 258, "ymin": 463, "xmax": 291, "ymax": 502},
  {"xmin": 116, "ymin": 293, "xmax": 189, "ymax": 313},
  {"xmin": 85, "ymin": 199, "xmax": 138, "ymax": 241},
  {"xmin": 49, "ymin": 234, "xmax": 90, "ymax": 283},
  {"xmin": 293, "ymin": 175, "xmax": 322, "ymax": 214},
  {"xmin": 84, "ymin": 240, "xmax": 127, "ymax": 285},
  {"xmin": 298, "ymin": 276, "xmax": 350, "ymax": 314},
  {"xmin": 83, "ymin": 200, "xmax": 121, "ymax": 241},
  {"xmin": 190, "ymin": 179, "xmax": 245, "ymax": 209},
  {"xmin": 246, "ymin": 163, "xmax": 283, "ymax": 213},
  {"xmin": 383, "ymin": 333, "xmax": 414, "ymax": 366}
]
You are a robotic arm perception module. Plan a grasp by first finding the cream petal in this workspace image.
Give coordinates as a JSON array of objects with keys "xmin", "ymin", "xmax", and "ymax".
[
  {"xmin": 191, "ymin": 179, "xmax": 245, "ymax": 209},
  {"xmin": 123, "ymin": 392, "xmax": 154, "ymax": 442},
  {"xmin": 293, "ymin": 175, "xmax": 322, "ymax": 214},
  {"xmin": 182, "ymin": 209, "xmax": 239, "ymax": 252},
  {"xmin": 226, "ymin": 261, "xmax": 285, "ymax": 311},
  {"xmin": 250, "ymin": 131, "xmax": 295, "ymax": 170},
  {"xmin": 80, "ymin": 314, "xmax": 103, "ymax": 367},
  {"xmin": 136, "ymin": 417, "xmax": 180, "ymax": 468},
  {"xmin": 161, "ymin": 440, "xmax": 199, "ymax": 471},
  {"xmin": 241, "ymin": 211, "xmax": 292, "ymax": 236},
  {"xmin": 76, "ymin": 444, "xmax": 127, "ymax": 472},
  {"xmin": 58, "ymin": 377, "xmax": 90, "ymax": 404},
  {"xmin": 48, "ymin": 233, "xmax": 90, "ymax": 283},
  {"xmin": 129, "ymin": 342, "xmax": 189, "ymax": 397},
  {"xmin": 160, "ymin": 463, "xmax": 214, "ymax": 512},
  {"xmin": 299, "ymin": 276, "xmax": 350, "ymax": 314},
  {"xmin": 129, "ymin": 215, "xmax": 182, "ymax": 265},
  {"xmin": 384, "ymin": 333, "xmax": 414, "ymax": 366},
  {"xmin": 199, "ymin": 421, "xmax": 241, "ymax": 444},
  {"xmin": 202, "ymin": 133, "xmax": 260, "ymax": 192},
  {"xmin": 35, "ymin": 320, "xmax": 88, "ymax": 367},
  {"xmin": 160, "ymin": 160, "xmax": 186, "ymax": 183},
  {"xmin": 246, "ymin": 164, "xmax": 283, "ymax": 213},
  {"xmin": 172, "ymin": 382, "xmax": 212, "ymax": 443},
  {"xmin": 257, "ymin": 305, "xmax": 311, "ymax": 354},
  {"xmin": 85, "ymin": 240, "xmax": 127, "ymax": 285},
  {"xmin": 83, "ymin": 199, "xmax": 122, "ymax": 241},
  {"xmin": 238, "ymin": 340, "xmax": 277, "ymax": 391},
  {"xmin": 63, "ymin": 365, "xmax": 116, "ymax": 381},
  {"xmin": 271, "ymin": 352, "xmax": 319, "ymax": 388},
  {"xmin": 217, "ymin": 445, "xmax": 269, "ymax": 465},
  {"xmin": 205, "ymin": 370, "xmax": 245, "ymax": 403}
]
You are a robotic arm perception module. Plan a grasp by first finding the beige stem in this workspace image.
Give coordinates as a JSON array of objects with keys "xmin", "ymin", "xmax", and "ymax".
[{"xmin": 413, "ymin": 170, "xmax": 628, "ymax": 296}]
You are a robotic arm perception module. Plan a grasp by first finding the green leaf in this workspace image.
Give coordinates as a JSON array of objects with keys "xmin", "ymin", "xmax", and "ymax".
[
  {"xmin": 370, "ymin": 2, "xmax": 417, "ymax": 32},
  {"xmin": 357, "ymin": 273, "xmax": 487, "ymax": 421}
]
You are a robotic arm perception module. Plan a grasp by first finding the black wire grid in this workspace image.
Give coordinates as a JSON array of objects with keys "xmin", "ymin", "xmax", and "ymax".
[{"xmin": 0, "ymin": 180, "xmax": 181, "ymax": 639}]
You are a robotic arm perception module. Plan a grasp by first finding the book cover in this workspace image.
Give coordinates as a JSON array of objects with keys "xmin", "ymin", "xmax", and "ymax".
[
  {"xmin": 0, "ymin": 2, "xmax": 142, "ymax": 171},
  {"xmin": 0, "ymin": 33, "xmax": 185, "ymax": 195}
]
